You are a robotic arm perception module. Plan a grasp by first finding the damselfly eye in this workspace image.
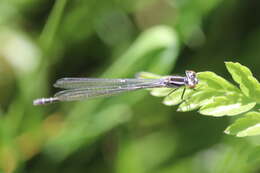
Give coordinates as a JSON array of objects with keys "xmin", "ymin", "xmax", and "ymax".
[{"xmin": 186, "ymin": 70, "xmax": 196, "ymax": 78}]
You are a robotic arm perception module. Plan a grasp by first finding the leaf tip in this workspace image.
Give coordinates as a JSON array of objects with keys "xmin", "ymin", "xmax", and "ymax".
[
  {"xmin": 224, "ymin": 127, "xmax": 231, "ymax": 134},
  {"xmin": 177, "ymin": 107, "xmax": 183, "ymax": 112},
  {"xmin": 162, "ymin": 100, "xmax": 175, "ymax": 106},
  {"xmin": 224, "ymin": 61, "xmax": 239, "ymax": 68},
  {"xmin": 224, "ymin": 61, "xmax": 232, "ymax": 64}
]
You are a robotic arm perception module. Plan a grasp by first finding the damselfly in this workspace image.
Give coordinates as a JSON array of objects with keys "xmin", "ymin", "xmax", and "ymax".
[{"xmin": 33, "ymin": 70, "xmax": 198, "ymax": 105}]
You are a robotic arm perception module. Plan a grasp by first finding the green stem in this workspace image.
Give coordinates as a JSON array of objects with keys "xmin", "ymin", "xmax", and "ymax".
[{"xmin": 39, "ymin": 0, "xmax": 68, "ymax": 53}]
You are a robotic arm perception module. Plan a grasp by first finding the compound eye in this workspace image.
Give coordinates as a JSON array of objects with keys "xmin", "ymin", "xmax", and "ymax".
[
  {"xmin": 186, "ymin": 70, "xmax": 196, "ymax": 78},
  {"xmin": 190, "ymin": 71, "xmax": 196, "ymax": 77}
]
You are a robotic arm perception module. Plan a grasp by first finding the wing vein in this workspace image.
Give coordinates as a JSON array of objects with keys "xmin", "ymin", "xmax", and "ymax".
[
  {"xmin": 54, "ymin": 80, "xmax": 164, "ymax": 101},
  {"xmin": 54, "ymin": 78, "xmax": 160, "ymax": 89}
]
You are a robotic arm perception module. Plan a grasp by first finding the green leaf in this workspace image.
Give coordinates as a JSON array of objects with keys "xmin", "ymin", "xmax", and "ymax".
[
  {"xmin": 225, "ymin": 112, "xmax": 260, "ymax": 137},
  {"xmin": 199, "ymin": 95, "xmax": 256, "ymax": 117},
  {"xmin": 177, "ymin": 90, "xmax": 222, "ymax": 112},
  {"xmin": 197, "ymin": 71, "xmax": 239, "ymax": 91},
  {"xmin": 150, "ymin": 88, "xmax": 173, "ymax": 97},
  {"xmin": 225, "ymin": 62, "xmax": 260, "ymax": 102}
]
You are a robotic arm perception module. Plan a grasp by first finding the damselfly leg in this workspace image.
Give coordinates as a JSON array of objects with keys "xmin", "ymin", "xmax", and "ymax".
[
  {"xmin": 166, "ymin": 88, "xmax": 179, "ymax": 97},
  {"xmin": 181, "ymin": 87, "xmax": 186, "ymax": 100},
  {"xmin": 166, "ymin": 87, "xmax": 188, "ymax": 103}
]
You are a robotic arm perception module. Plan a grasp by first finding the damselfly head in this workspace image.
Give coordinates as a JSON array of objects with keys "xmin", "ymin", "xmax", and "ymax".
[{"xmin": 185, "ymin": 70, "xmax": 198, "ymax": 88}]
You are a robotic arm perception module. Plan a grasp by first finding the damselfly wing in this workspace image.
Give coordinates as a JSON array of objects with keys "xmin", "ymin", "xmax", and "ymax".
[{"xmin": 33, "ymin": 70, "xmax": 198, "ymax": 105}]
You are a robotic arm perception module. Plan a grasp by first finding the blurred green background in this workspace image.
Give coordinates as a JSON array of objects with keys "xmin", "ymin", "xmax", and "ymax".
[{"xmin": 0, "ymin": 0, "xmax": 260, "ymax": 172}]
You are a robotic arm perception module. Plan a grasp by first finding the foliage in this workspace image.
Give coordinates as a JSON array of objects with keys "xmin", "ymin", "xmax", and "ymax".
[{"xmin": 147, "ymin": 62, "xmax": 260, "ymax": 137}]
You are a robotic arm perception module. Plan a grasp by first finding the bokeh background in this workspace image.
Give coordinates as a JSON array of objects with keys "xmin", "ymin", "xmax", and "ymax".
[{"xmin": 0, "ymin": 0, "xmax": 260, "ymax": 172}]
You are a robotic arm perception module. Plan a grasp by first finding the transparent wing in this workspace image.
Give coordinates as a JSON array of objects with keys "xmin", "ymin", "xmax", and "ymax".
[
  {"xmin": 54, "ymin": 78, "xmax": 159, "ymax": 89},
  {"xmin": 54, "ymin": 80, "xmax": 164, "ymax": 101}
]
